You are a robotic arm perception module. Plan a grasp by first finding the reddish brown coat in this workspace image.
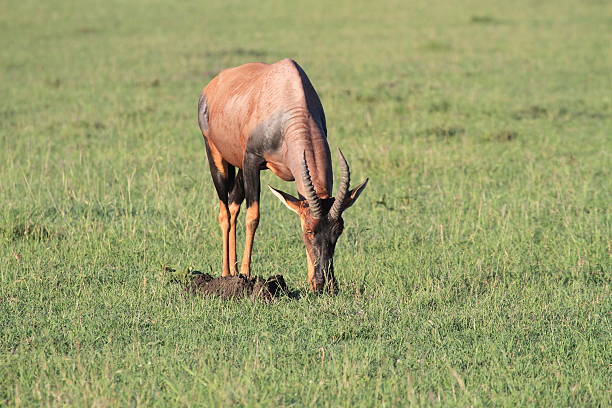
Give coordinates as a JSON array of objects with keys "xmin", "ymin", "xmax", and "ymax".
[{"xmin": 201, "ymin": 58, "xmax": 333, "ymax": 198}]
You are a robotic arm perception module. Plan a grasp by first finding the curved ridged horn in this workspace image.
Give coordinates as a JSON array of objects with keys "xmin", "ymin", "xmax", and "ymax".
[
  {"xmin": 301, "ymin": 151, "xmax": 322, "ymax": 219},
  {"xmin": 328, "ymin": 149, "xmax": 350, "ymax": 221}
]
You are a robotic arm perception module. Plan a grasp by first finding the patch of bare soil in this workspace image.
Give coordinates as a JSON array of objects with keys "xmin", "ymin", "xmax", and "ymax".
[
  {"xmin": 185, "ymin": 272, "xmax": 288, "ymax": 301},
  {"xmin": 163, "ymin": 267, "xmax": 291, "ymax": 301}
]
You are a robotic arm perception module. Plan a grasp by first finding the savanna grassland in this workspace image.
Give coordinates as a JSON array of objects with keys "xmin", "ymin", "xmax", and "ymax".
[{"xmin": 1, "ymin": 0, "xmax": 610, "ymax": 406}]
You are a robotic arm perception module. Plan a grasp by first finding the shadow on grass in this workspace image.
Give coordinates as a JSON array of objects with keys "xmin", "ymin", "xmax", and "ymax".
[{"xmin": 1, "ymin": 221, "xmax": 61, "ymax": 242}]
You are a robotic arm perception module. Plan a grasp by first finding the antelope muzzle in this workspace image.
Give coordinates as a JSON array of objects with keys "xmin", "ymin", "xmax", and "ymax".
[{"xmin": 313, "ymin": 254, "xmax": 338, "ymax": 295}]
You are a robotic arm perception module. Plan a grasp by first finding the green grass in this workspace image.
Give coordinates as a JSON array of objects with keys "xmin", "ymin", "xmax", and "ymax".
[{"xmin": 1, "ymin": 0, "xmax": 610, "ymax": 406}]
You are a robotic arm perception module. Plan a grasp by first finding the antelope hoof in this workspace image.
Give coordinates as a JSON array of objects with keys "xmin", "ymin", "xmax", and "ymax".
[{"xmin": 310, "ymin": 279, "xmax": 339, "ymax": 295}]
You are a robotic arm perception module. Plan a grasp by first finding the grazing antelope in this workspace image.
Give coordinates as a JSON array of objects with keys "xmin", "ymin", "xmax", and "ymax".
[{"xmin": 197, "ymin": 58, "xmax": 367, "ymax": 293}]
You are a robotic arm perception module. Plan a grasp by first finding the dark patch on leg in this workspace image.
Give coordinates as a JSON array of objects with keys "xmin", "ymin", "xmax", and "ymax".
[
  {"xmin": 246, "ymin": 112, "xmax": 284, "ymax": 156},
  {"xmin": 240, "ymin": 154, "xmax": 263, "ymax": 275},
  {"xmin": 229, "ymin": 169, "xmax": 245, "ymax": 205},
  {"xmin": 204, "ymin": 139, "xmax": 233, "ymax": 200},
  {"xmin": 242, "ymin": 153, "xmax": 262, "ymax": 209}
]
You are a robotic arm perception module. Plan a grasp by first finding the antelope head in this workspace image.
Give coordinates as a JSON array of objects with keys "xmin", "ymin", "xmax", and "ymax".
[{"xmin": 269, "ymin": 150, "xmax": 368, "ymax": 294}]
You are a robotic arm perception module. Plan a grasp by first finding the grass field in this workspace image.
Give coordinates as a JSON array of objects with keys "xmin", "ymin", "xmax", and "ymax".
[{"xmin": 1, "ymin": 0, "xmax": 611, "ymax": 406}]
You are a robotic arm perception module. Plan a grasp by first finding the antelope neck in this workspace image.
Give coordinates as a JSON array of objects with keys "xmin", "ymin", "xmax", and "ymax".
[{"xmin": 285, "ymin": 136, "xmax": 333, "ymax": 200}]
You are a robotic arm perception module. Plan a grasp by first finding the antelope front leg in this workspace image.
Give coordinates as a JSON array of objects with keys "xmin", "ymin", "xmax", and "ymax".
[
  {"xmin": 228, "ymin": 170, "xmax": 245, "ymax": 276},
  {"xmin": 240, "ymin": 155, "xmax": 261, "ymax": 276},
  {"xmin": 218, "ymin": 201, "xmax": 231, "ymax": 277},
  {"xmin": 228, "ymin": 203, "xmax": 241, "ymax": 275}
]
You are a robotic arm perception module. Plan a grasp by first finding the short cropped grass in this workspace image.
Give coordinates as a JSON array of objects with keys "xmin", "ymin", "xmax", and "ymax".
[{"xmin": 1, "ymin": 0, "xmax": 610, "ymax": 406}]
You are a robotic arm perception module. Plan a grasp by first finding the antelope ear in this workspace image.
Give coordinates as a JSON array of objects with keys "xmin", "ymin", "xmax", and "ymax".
[
  {"xmin": 343, "ymin": 178, "xmax": 369, "ymax": 210},
  {"xmin": 268, "ymin": 185, "xmax": 302, "ymax": 214}
]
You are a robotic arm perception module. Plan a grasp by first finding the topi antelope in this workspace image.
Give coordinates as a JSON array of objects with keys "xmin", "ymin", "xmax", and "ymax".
[{"xmin": 197, "ymin": 59, "xmax": 368, "ymax": 293}]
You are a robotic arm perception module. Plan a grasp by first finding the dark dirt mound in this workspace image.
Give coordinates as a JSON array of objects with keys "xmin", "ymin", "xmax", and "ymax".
[
  {"xmin": 185, "ymin": 272, "xmax": 288, "ymax": 301},
  {"xmin": 163, "ymin": 267, "xmax": 291, "ymax": 301}
]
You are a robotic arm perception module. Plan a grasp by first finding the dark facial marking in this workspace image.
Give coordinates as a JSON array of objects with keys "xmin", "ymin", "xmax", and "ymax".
[{"xmin": 310, "ymin": 216, "xmax": 344, "ymax": 292}]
